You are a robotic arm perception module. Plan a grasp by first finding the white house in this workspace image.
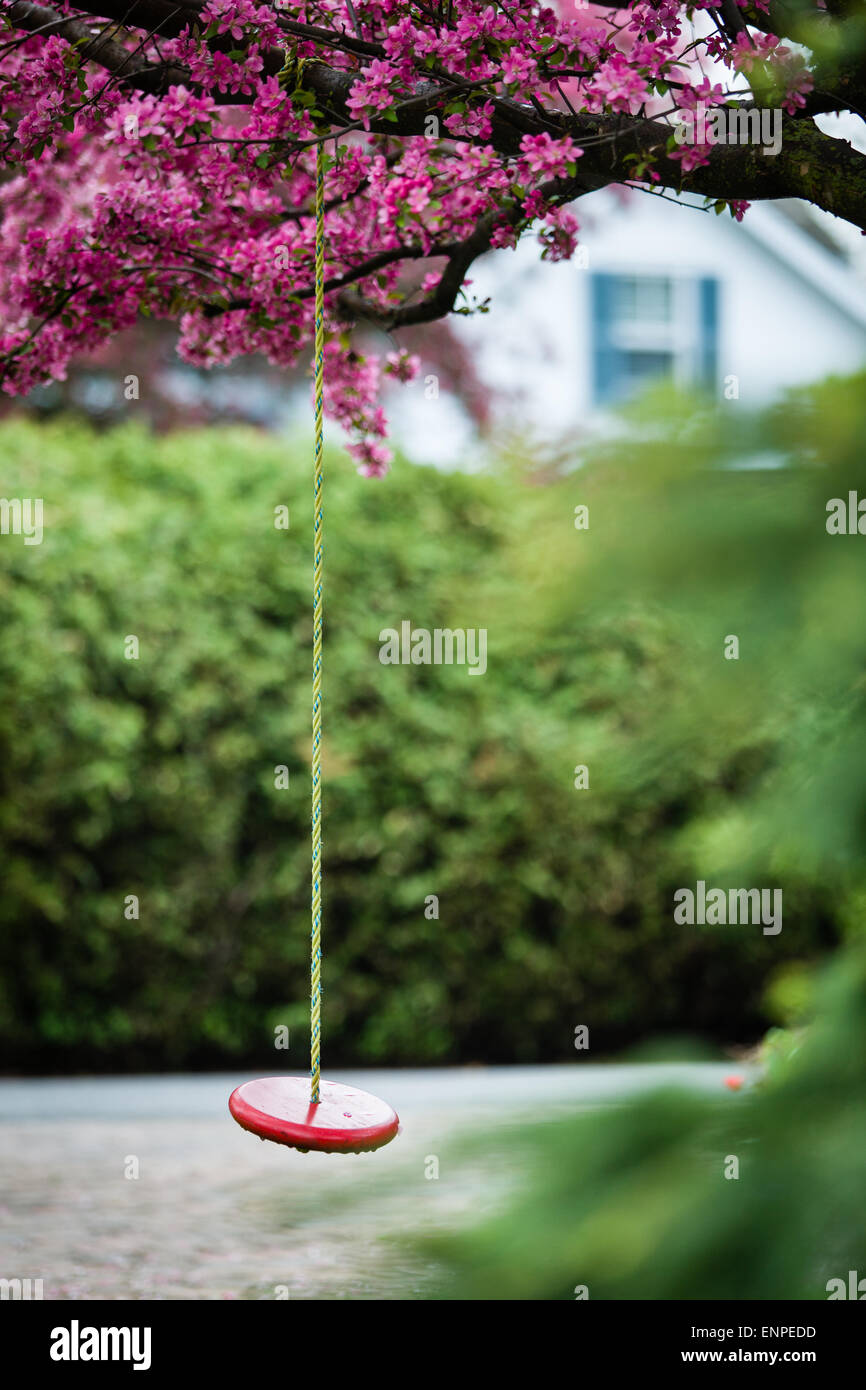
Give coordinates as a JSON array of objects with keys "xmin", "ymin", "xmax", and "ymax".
[
  {"xmin": 387, "ymin": 188, "xmax": 866, "ymax": 467},
  {"xmin": 35, "ymin": 181, "xmax": 866, "ymax": 459}
]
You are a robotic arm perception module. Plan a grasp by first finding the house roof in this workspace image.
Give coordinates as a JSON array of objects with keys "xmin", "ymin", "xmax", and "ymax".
[
  {"xmin": 726, "ymin": 198, "xmax": 866, "ymax": 332},
  {"xmin": 774, "ymin": 200, "xmax": 848, "ymax": 260}
]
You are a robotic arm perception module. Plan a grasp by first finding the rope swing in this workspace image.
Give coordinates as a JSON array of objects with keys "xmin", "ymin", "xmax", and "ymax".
[
  {"xmin": 310, "ymin": 139, "xmax": 325, "ymax": 1105},
  {"xmin": 228, "ymin": 139, "xmax": 399, "ymax": 1154}
]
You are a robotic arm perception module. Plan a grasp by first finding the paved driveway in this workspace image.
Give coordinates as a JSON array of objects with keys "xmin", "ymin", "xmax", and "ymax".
[{"xmin": 0, "ymin": 1064, "xmax": 739, "ymax": 1300}]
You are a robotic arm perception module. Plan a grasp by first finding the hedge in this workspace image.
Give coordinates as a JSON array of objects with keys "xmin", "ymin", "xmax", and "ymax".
[{"xmin": 1, "ymin": 377, "xmax": 862, "ymax": 1069}]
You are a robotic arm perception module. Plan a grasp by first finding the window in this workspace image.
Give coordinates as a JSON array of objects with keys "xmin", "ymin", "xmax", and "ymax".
[
  {"xmin": 614, "ymin": 275, "xmax": 674, "ymax": 325},
  {"xmin": 590, "ymin": 273, "xmax": 718, "ymax": 406}
]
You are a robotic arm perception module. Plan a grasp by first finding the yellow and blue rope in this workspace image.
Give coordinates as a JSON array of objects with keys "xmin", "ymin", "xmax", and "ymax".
[{"xmin": 310, "ymin": 140, "xmax": 324, "ymax": 1104}]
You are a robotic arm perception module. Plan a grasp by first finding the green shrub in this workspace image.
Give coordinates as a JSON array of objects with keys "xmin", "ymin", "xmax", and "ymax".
[
  {"xmin": 0, "ymin": 376, "xmax": 863, "ymax": 1068},
  {"xmin": 420, "ymin": 944, "xmax": 866, "ymax": 1299}
]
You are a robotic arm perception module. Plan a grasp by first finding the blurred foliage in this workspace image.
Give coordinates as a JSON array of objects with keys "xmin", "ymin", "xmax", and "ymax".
[
  {"xmin": 421, "ymin": 944, "xmax": 866, "ymax": 1299},
  {"xmin": 762, "ymin": 960, "xmax": 815, "ymax": 1027},
  {"xmin": 0, "ymin": 370, "xmax": 864, "ymax": 1068}
]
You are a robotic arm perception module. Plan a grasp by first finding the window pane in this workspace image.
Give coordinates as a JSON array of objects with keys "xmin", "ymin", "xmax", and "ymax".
[
  {"xmin": 624, "ymin": 350, "xmax": 675, "ymax": 382},
  {"xmin": 614, "ymin": 276, "xmax": 673, "ymax": 323}
]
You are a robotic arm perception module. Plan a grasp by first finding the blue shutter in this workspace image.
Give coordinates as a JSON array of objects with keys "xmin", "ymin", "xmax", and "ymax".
[
  {"xmin": 698, "ymin": 277, "xmax": 718, "ymax": 392},
  {"xmin": 590, "ymin": 273, "xmax": 623, "ymax": 405}
]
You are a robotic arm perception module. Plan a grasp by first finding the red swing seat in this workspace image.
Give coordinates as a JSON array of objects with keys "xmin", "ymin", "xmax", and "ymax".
[{"xmin": 229, "ymin": 1076, "xmax": 399, "ymax": 1154}]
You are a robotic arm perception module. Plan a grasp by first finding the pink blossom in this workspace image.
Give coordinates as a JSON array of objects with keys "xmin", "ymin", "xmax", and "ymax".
[
  {"xmin": 590, "ymin": 52, "xmax": 650, "ymax": 115},
  {"xmin": 348, "ymin": 439, "xmax": 392, "ymax": 478},
  {"xmin": 385, "ymin": 350, "xmax": 420, "ymax": 383},
  {"xmin": 0, "ymin": 0, "xmax": 807, "ymax": 467},
  {"xmin": 518, "ymin": 133, "xmax": 583, "ymax": 180},
  {"xmin": 346, "ymin": 60, "xmax": 401, "ymax": 129}
]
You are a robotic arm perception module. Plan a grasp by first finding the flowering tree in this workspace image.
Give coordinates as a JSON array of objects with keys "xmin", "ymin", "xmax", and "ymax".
[{"xmin": 0, "ymin": 0, "xmax": 862, "ymax": 472}]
